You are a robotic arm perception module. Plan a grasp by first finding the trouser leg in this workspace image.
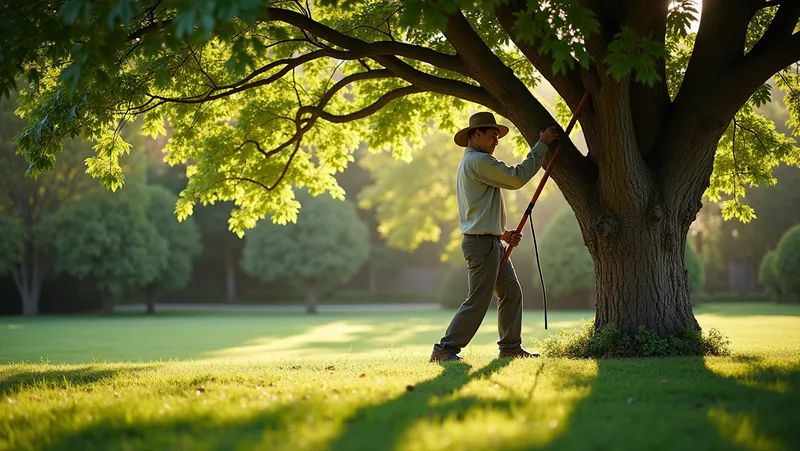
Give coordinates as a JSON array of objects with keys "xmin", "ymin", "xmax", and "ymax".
[
  {"xmin": 495, "ymin": 246, "xmax": 523, "ymax": 350},
  {"xmin": 433, "ymin": 235, "xmax": 501, "ymax": 354}
]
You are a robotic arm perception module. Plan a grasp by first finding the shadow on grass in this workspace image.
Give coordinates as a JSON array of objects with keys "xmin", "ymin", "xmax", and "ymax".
[
  {"xmin": 328, "ymin": 358, "xmax": 514, "ymax": 451},
  {"xmin": 0, "ymin": 364, "xmax": 153, "ymax": 397},
  {"xmin": 6, "ymin": 354, "xmax": 799, "ymax": 451},
  {"xmin": 538, "ymin": 356, "xmax": 800, "ymax": 451}
]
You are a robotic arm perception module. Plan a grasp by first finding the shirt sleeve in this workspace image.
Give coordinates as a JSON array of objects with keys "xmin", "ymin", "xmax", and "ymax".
[{"xmin": 472, "ymin": 141, "xmax": 549, "ymax": 190}]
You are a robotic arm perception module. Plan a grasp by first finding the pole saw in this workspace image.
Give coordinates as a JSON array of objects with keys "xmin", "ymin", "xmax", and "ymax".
[{"xmin": 500, "ymin": 91, "xmax": 591, "ymax": 330}]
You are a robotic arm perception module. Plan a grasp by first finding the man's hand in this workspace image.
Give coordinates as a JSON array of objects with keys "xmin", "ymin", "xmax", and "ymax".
[
  {"xmin": 540, "ymin": 125, "xmax": 560, "ymax": 146},
  {"xmin": 501, "ymin": 229, "xmax": 523, "ymax": 246}
]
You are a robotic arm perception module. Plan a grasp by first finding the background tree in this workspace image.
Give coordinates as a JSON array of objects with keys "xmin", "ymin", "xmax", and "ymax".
[
  {"xmin": 6, "ymin": 1, "xmax": 800, "ymax": 339},
  {"xmin": 0, "ymin": 214, "xmax": 23, "ymax": 277},
  {"xmin": 53, "ymin": 188, "xmax": 168, "ymax": 313},
  {"xmin": 775, "ymin": 225, "xmax": 800, "ymax": 301},
  {"xmin": 685, "ymin": 242, "xmax": 704, "ymax": 295},
  {"xmin": 758, "ymin": 249, "xmax": 781, "ymax": 301},
  {"xmin": 142, "ymin": 184, "xmax": 202, "ymax": 314},
  {"xmin": 240, "ymin": 191, "xmax": 369, "ymax": 313},
  {"xmin": 0, "ymin": 85, "xmax": 99, "ymax": 315}
]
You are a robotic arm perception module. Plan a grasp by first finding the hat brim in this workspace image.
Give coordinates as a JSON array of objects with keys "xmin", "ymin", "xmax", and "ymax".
[{"xmin": 454, "ymin": 124, "xmax": 509, "ymax": 147}]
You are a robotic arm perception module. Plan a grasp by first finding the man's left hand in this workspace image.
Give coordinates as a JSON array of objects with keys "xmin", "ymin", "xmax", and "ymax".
[{"xmin": 501, "ymin": 230, "xmax": 522, "ymax": 246}]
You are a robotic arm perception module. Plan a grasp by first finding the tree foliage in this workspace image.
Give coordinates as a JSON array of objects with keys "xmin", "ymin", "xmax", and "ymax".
[
  {"xmin": 3, "ymin": 0, "xmax": 798, "ymax": 236},
  {"xmin": 0, "ymin": 214, "xmax": 23, "ymax": 276},
  {"xmin": 775, "ymin": 225, "xmax": 800, "ymax": 299},
  {"xmin": 53, "ymin": 187, "xmax": 168, "ymax": 304},
  {"xmin": 240, "ymin": 190, "xmax": 369, "ymax": 294},
  {"xmin": 143, "ymin": 184, "xmax": 202, "ymax": 294},
  {"xmin": 758, "ymin": 249, "xmax": 781, "ymax": 299}
]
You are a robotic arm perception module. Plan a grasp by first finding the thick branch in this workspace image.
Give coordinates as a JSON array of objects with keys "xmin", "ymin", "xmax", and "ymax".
[
  {"xmin": 266, "ymin": 8, "xmax": 498, "ymax": 109},
  {"xmin": 304, "ymin": 86, "xmax": 425, "ymax": 123},
  {"xmin": 628, "ymin": 2, "xmax": 671, "ymax": 156},
  {"xmin": 680, "ymin": 0, "xmax": 757, "ymax": 91},
  {"xmin": 445, "ymin": 9, "xmax": 595, "ymax": 206}
]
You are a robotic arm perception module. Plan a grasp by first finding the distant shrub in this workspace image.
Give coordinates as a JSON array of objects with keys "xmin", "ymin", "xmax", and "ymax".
[
  {"xmin": 535, "ymin": 320, "xmax": 731, "ymax": 358},
  {"xmin": 775, "ymin": 225, "xmax": 800, "ymax": 299},
  {"xmin": 758, "ymin": 250, "xmax": 781, "ymax": 300},
  {"xmin": 685, "ymin": 242, "xmax": 705, "ymax": 294}
]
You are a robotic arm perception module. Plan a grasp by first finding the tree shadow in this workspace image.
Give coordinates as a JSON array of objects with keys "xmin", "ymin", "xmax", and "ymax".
[
  {"xmin": 539, "ymin": 355, "xmax": 800, "ymax": 450},
  {"xmin": 0, "ymin": 364, "xmax": 153, "ymax": 397},
  {"xmin": 328, "ymin": 357, "xmax": 515, "ymax": 451}
]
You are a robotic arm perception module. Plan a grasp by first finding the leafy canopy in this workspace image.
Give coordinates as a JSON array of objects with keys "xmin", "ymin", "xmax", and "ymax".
[{"xmin": 2, "ymin": 0, "xmax": 799, "ymax": 239}]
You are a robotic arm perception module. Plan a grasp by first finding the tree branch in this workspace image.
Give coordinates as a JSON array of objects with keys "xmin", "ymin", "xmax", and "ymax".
[
  {"xmin": 302, "ymin": 86, "xmax": 425, "ymax": 123},
  {"xmin": 679, "ymin": 0, "xmax": 757, "ymax": 92},
  {"xmin": 266, "ymin": 8, "xmax": 498, "ymax": 109},
  {"xmin": 442, "ymin": 8, "xmax": 595, "ymax": 209}
]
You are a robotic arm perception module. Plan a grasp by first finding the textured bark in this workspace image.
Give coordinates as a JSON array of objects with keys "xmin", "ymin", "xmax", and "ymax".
[
  {"xmin": 306, "ymin": 279, "xmax": 318, "ymax": 314},
  {"xmin": 581, "ymin": 209, "xmax": 699, "ymax": 336}
]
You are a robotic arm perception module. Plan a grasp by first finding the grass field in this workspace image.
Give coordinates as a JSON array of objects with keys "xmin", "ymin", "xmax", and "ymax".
[{"xmin": 1, "ymin": 303, "xmax": 799, "ymax": 450}]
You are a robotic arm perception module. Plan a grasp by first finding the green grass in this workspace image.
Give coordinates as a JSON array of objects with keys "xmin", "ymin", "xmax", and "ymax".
[{"xmin": 1, "ymin": 303, "xmax": 799, "ymax": 450}]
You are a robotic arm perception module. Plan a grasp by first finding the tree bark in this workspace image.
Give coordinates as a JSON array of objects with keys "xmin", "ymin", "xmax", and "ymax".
[
  {"xmin": 581, "ymin": 209, "xmax": 700, "ymax": 336},
  {"xmin": 306, "ymin": 279, "xmax": 318, "ymax": 314},
  {"xmin": 224, "ymin": 249, "xmax": 237, "ymax": 302}
]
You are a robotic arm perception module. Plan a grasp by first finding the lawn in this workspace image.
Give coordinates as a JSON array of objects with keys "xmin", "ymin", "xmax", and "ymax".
[{"xmin": 1, "ymin": 303, "xmax": 799, "ymax": 450}]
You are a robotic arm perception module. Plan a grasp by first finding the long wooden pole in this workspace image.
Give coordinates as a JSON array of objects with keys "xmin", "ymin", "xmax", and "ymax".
[{"xmin": 500, "ymin": 91, "xmax": 591, "ymax": 268}]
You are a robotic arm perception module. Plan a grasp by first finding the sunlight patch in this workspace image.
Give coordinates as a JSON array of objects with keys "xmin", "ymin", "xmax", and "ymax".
[
  {"xmin": 207, "ymin": 322, "xmax": 375, "ymax": 359},
  {"xmin": 708, "ymin": 407, "xmax": 783, "ymax": 451}
]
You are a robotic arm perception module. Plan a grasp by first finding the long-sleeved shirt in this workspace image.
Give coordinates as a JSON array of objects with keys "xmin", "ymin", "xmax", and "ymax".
[{"xmin": 457, "ymin": 141, "xmax": 549, "ymax": 236}]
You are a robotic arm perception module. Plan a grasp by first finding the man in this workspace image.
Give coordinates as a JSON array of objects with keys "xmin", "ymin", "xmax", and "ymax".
[{"xmin": 430, "ymin": 112, "xmax": 559, "ymax": 362}]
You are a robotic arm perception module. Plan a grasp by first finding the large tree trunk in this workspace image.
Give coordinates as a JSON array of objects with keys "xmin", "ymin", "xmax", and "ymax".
[
  {"xmin": 224, "ymin": 249, "xmax": 237, "ymax": 302},
  {"xmin": 583, "ymin": 214, "xmax": 700, "ymax": 336},
  {"xmin": 306, "ymin": 279, "xmax": 318, "ymax": 314}
]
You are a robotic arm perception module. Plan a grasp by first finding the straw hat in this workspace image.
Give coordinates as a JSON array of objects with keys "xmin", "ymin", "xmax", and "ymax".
[{"xmin": 453, "ymin": 112, "xmax": 510, "ymax": 147}]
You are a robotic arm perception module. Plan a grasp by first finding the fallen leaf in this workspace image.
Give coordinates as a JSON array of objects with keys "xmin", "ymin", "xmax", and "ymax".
[
  {"xmin": 359, "ymin": 373, "xmax": 367, "ymax": 378},
  {"xmin": 326, "ymin": 365, "xmax": 336, "ymax": 371},
  {"xmin": 406, "ymin": 385, "xmax": 415, "ymax": 392}
]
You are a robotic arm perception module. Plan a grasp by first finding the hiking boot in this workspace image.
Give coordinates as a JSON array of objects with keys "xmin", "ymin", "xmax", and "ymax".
[
  {"xmin": 429, "ymin": 351, "xmax": 463, "ymax": 362},
  {"xmin": 498, "ymin": 347, "xmax": 540, "ymax": 359}
]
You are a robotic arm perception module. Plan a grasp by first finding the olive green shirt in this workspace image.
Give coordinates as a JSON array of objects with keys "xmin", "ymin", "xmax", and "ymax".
[{"xmin": 457, "ymin": 141, "xmax": 549, "ymax": 236}]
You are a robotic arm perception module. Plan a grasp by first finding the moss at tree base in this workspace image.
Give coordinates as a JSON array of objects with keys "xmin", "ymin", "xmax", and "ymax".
[{"xmin": 535, "ymin": 320, "xmax": 731, "ymax": 358}]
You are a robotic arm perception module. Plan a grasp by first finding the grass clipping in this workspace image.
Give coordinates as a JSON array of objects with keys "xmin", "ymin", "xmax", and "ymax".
[{"xmin": 534, "ymin": 320, "xmax": 731, "ymax": 358}]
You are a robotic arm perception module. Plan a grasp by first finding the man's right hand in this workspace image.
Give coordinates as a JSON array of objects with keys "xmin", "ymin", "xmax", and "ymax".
[{"xmin": 540, "ymin": 126, "xmax": 560, "ymax": 146}]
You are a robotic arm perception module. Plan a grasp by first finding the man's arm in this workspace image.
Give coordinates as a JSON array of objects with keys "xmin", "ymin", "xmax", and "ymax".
[{"xmin": 473, "ymin": 141, "xmax": 549, "ymax": 190}]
